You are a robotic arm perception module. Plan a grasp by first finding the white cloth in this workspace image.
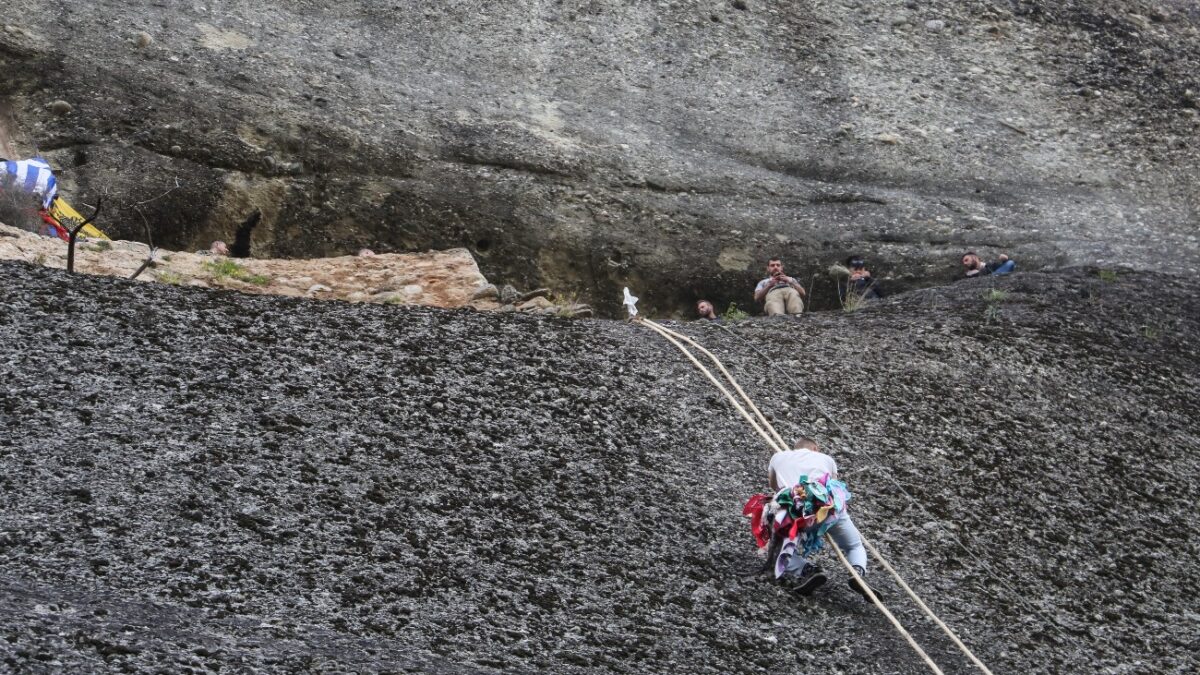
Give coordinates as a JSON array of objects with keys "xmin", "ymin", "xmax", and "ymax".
[
  {"xmin": 3, "ymin": 157, "xmax": 57, "ymax": 208},
  {"xmin": 768, "ymin": 449, "xmax": 838, "ymax": 489},
  {"xmin": 622, "ymin": 287, "xmax": 639, "ymax": 317}
]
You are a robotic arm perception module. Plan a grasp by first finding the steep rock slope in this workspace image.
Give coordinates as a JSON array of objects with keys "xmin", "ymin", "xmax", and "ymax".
[
  {"xmin": 0, "ymin": 1, "xmax": 1197, "ymax": 314},
  {"xmin": 0, "ymin": 261, "xmax": 1197, "ymax": 673}
]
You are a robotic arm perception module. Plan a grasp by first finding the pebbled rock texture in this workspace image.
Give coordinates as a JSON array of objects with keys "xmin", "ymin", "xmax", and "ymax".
[
  {"xmin": 0, "ymin": 261, "xmax": 1197, "ymax": 673},
  {"xmin": 1, "ymin": 1, "xmax": 1198, "ymax": 315}
]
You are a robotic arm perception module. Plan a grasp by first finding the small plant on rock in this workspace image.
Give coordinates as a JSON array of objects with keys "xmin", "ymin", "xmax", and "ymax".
[
  {"xmin": 552, "ymin": 291, "xmax": 581, "ymax": 318},
  {"xmin": 156, "ymin": 270, "xmax": 184, "ymax": 285},
  {"xmin": 86, "ymin": 240, "xmax": 112, "ymax": 252},
  {"xmin": 984, "ymin": 289, "xmax": 1008, "ymax": 303},
  {"xmin": 1098, "ymin": 269, "xmax": 1119, "ymax": 283},
  {"xmin": 203, "ymin": 259, "xmax": 270, "ymax": 285},
  {"xmin": 723, "ymin": 302, "xmax": 749, "ymax": 321}
]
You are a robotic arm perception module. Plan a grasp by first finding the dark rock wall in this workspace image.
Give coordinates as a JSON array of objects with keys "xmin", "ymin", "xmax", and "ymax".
[
  {"xmin": 0, "ymin": 1, "xmax": 1197, "ymax": 314},
  {"xmin": 1, "ymin": 261, "xmax": 1197, "ymax": 672}
]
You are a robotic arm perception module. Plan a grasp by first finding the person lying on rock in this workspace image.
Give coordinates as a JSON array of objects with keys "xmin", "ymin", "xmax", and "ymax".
[
  {"xmin": 840, "ymin": 255, "xmax": 883, "ymax": 303},
  {"xmin": 197, "ymin": 240, "xmax": 229, "ymax": 256},
  {"xmin": 695, "ymin": 299, "xmax": 721, "ymax": 322},
  {"xmin": 753, "ymin": 257, "xmax": 806, "ymax": 316},
  {"xmin": 961, "ymin": 251, "xmax": 1015, "ymax": 278},
  {"xmin": 743, "ymin": 437, "xmax": 871, "ymax": 598}
]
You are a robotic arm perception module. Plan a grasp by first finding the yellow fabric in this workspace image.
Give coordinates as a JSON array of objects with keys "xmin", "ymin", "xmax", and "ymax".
[{"xmin": 48, "ymin": 198, "xmax": 108, "ymax": 239}]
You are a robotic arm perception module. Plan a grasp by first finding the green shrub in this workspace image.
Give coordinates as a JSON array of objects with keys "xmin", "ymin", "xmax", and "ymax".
[
  {"xmin": 723, "ymin": 302, "xmax": 749, "ymax": 321},
  {"xmin": 1098, "ymin": 269, "xmax": 1119, "ymax": 283},
  {"xmin": 203, "ymin": 259, "xmax": 270, "ymax": 285}
]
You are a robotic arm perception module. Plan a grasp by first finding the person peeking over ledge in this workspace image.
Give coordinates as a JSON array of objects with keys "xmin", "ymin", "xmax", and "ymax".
[
  {"xmin": 197, "ymin": 240, "xmax": 229, "ymax": 256},
  {"xmin": 754, "ymin": 257, "xmax": 806, "ymax": 316},
  {"xmin": 961, "ymin": 251, "xmax": 1015, "ymax": 278},
  {"xmin": 841, "ymin": 255, "xmax": 883, "ymax": 302},
  {"xmin": 695, "ymin": 299, "xmax": 721, "ymax": 322}
]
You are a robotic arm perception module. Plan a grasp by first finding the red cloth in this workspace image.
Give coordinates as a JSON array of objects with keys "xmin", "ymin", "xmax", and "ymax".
[
  {"xmin": 742, "ymin": 494, "xmax": 771, "ymax": 548},
  {"xmin": 39, "ymin": 210, "xmax": 69, "ymax": 241}
]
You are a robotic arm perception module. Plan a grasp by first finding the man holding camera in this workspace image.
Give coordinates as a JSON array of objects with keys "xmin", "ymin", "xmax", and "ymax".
[
  {"xmin": 754, "ymin": 257, "xmax": 806, "ymax": 316},
  {"xmin": 841, "ymin": 255, "xmax": 883, "ymax": 303}
]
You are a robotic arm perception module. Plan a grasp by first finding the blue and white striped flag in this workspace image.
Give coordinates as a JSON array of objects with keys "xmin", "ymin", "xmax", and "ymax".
[{"xmin": 2, "ymin": 156, "xmax": 58, "ymax": 209}]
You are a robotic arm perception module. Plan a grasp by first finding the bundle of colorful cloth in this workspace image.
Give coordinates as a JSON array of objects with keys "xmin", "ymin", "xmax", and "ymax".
[{"xmin": 742, "ymin": 472, "xmax": 851, "ymax": 578}]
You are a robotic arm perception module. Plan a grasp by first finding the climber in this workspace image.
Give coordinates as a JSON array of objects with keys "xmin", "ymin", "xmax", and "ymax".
[
  {"xmin": 746, "ymin": 437, "xmax": 870, "ymax": 598},
  {"xmin": 695, "ymin": 299, "xmax": 721, "ymax": 322},
  {"xmin": 961, "ymin": 251, "xmax": 1015, "ymax": 278},
  {"xmin": 753, "ymin": 257, "xmax": 806, "ymax": 316}
]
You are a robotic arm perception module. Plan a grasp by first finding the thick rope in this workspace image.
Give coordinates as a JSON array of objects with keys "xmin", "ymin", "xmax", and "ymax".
[
  {"xmin": 639, "ymin": 318, "xmax": 995, "ymax": 675},
  {"xmin": 643, "ymin": 318, "xmax": 789, "ymax": 452},
  {"xmin": 638, "ymin": 319, "xmax": 785, "ymax": 454},
  {"xmin": 863, "ymin": 536, "xmax": 995, "ymax": 675},
  {"xmin": 827, "ymin": 535, "xmax": 945, "ymax": 675},
  {"xmin": 639, "ymin": 318, "xmax": 942, "ymax": 673}
]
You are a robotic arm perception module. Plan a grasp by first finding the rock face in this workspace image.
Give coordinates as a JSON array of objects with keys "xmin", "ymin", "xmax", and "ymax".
[
  {"xmin": 0, "ymin": 261, "xmax": 1197, "ymax": 673},
  {"xmin": 0, "ymin": 1, "xmax": 1197, "ymax": 316}
]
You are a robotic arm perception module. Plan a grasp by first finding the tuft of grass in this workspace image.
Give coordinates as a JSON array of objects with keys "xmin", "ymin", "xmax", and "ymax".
[
  {"xmin": 552, "ymin": 291, "xmax": 580, "ymax": 318},
  {"xmin": 203, "ymin": 259, "xmax": 270, "ymax": 285},
  {"xmin": 983, "ymin": 288, "xmax": 1008, "ymax": 323},
  {"xmin": 1097, "ymin": 269, "xmax": 1119, "ymax": 283},
  {"xmin": 984, "ymin": 303, "xmax": 1003, "ymax": 323},
  {"xmin": 156, "ymin": 270, "xmax": 184, "ymax": 285},
  {"xmin": 1140, "ymin": 324, "xmax": 1161, "ymax": 340},
  {"xmin": 241, "ymin": 273, "xmax": 271, "ymax": 285},
  {"xmin": 837, "ymin": 278, "xmax": 880, "ymax": 313},
  {"xmin": 203, "ymin": 259, "xmax": 243, "ymax": 278},
  {"xmin": 86, "ymin": 240, "xmax": 112, "ymax": 252},
  {"xmin": 723, "ymin": 302, "xmax": 749, "ymax": 321}
]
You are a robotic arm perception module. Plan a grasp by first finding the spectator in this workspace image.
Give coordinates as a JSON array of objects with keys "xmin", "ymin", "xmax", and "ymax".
[
  {"xmin": 753, "ymin": 258, "xmax": 806, "ymax": 316},
  {"xmin": 840, "ymin": 255, "xmax": 883, "ymax": 304},
  {"xmin": 695, "ymin": 299, "xmax": 720, "ymax": 321},
  {"xmin": 197, "ymin": 240, "xmax": 229, "ymax": 256},
  {"xmin": 961, "ymin": 251, "xmax": 1015, "ymax": 278}
]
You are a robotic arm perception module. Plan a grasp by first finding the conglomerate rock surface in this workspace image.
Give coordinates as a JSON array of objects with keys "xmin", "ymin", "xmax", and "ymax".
[
  {"xmin": 0, "ymin": 261, "xmax": 1197, "ymax": 673},
  {"xmin": 1, "ymin": 1, "xmax": 1198, "ymax": 314}
]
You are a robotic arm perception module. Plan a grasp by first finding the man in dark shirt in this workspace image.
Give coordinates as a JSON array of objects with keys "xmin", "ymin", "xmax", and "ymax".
[{"xmin": 961, "ymin": 251, "xmax": 1015, "ymax": 278}]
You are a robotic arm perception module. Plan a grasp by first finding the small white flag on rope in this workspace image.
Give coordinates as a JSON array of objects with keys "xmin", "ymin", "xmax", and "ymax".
[{"xmin": 622, "ymin": 287, "xmax": 639, "ymax": 318}]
